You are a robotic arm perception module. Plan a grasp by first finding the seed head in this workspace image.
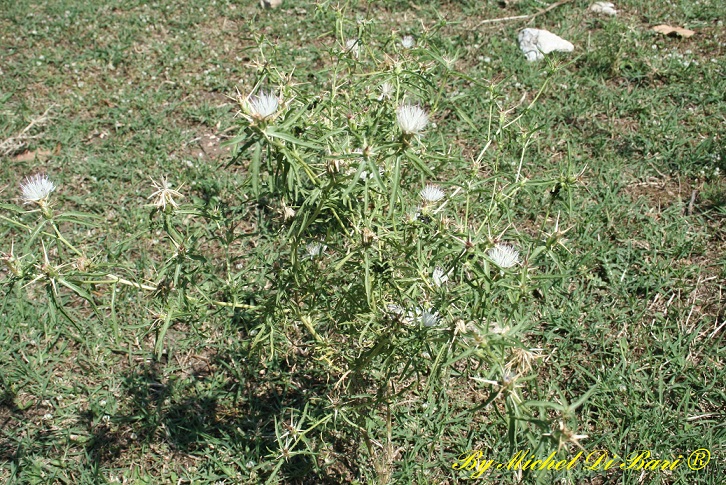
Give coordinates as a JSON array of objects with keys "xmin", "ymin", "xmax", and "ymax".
[{"xmin": 432, "ymin": 267, "xmax": 449, "ymax": 287}]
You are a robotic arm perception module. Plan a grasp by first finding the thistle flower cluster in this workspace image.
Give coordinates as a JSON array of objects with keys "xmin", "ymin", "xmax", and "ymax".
[
  {"xmin": 417, "ymin": 184, "xmax": 445, "ymax": 218},
  {"xmin": 20, "ymin": 174, "xmax": 56, "ymax": 218},
  {"xmin": 420, "ymin": 309, "xmax": 439, "ymax": 327}
]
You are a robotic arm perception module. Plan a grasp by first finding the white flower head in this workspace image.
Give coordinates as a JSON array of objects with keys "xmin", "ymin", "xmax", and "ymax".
[
  {"xmin": 432, "ymin": 267, "xmax": 449, "ymax": 287},
  {"xmin": 421, "ymin": 309, "xmax": 439, "ymax": 327},
  {"xmin": 246, "ymin": 90, "xmax": 279, "ymax": 121},
  {"xmin": 393, "ymin": 306, "xmax": 439, "ymax": 327},
  {"xmin": 344, "ymin": 38, "xmax": 360, "ymax": 58},
  {"xmin": 419, "ymin": 184, "xmax": 445, "ymax": 203},
  {"xmin": 401, "ymin": 35, "xmax": 415, "ymax": 49},
  {"xmin": 21, "ymin": 174, "xmax": 56, "ymax": 205},
  {"xmin": 488, "ymin": 243, "xmax": 520, "ymax": 269},
  {"xmin": 396, "ymin": 103, "xmax": 428, "ymax": 135},
  {"xmin": 306, "ymin": 242, "xmax": 327, "ymax": 259},
  {"xmin": 379, "ymin": 82, "xmax": 394, "ymax": 100},
  {"xmin": 148, "ymin": 176, "xmax": 184, "ymax": 211}
]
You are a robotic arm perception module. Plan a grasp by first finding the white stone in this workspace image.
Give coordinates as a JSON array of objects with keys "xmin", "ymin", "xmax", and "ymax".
[
  {"xmin": 260, "ymin": 0, "xmax": 282, "ymax": 8},
  {"xmin": 518, "ymin": 28, "xmax": 574, "ymax": 62},
  {"xmin": 590, "ymin": 2, "xmax": 617, "ymax": 16}
]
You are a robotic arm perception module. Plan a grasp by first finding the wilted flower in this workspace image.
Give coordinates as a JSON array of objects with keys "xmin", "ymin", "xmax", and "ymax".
[
  {"xmin": 432, "ymin": 267, "xmax": 449, "ymax": 287},
  {"xmin": 379, "ymin": 82, "xmax": 394, "ymax": 100},
  {"xmin": 282, "ymin": 204, "xmax": 295, "ymax": 222},
  {"xmin": 546, "ymin": 421, "xmax": 588, "ymax": 452},
  {"xmin": 396, "ymin": 104, "xmax": 428, "ymax": 135},
  {"xmin": 421, "ymin": 309, "xmax": 439, "ymax": 327},
  {"xmin": 344, "ymin": 38, "xmax": 360, "ymax": 58},
  {"xmin": 405, "ymin": 205, "xmax": 422, "ymax": 223},
  {"xmin": 387, "ymin": 303, "xmax": 405, "ymax": 316},
  {"xmin": 441, "ymin": 55, "xmax": 457, "ymax": 70},
  {"xmin": 148, "ymin": 176, "xmax": 184, "ymax": 211},
  {"xmin": 488, "ymin": 243, "xmax": 520, "ymax": 269},
  {"xmin": 21, "ymin": 174, "xmax": 56, "ymax": 205},
  {"xmin": 361, "ymin": 227, "xmax": 376, "ymax": 245},
  {"xmin": 326, "ymin": 158, "xmax": 343, "ymax": 175},
  {"xmin": 506, "ymin": 347, "xmax": 543, "ymax": 374},
  {"xmin": 488, "ymin": 321, "xmax": 510, "ymax": 335},
  {"xmin": 419, "ymin": 184, "xmax": 445, "ymax": 203},
  {"xmin": 359, "ymin": 165, "xmax": 383, "ymax": 180},
  {"xmin": 247, "ymin": 90, "xmax": 279, "ymax": 121},
  {"xmin": 306, "ymin": 242, "xmax": 327, "ymax": 259},
  {"xmin": 401, "ymin": 35, "xmax": 415, "ymax": 49}
]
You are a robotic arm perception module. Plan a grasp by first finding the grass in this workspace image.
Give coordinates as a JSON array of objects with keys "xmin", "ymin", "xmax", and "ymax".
[{"xmin": 1, "ymin": 0, "xmax": 724, "ymax": 484}]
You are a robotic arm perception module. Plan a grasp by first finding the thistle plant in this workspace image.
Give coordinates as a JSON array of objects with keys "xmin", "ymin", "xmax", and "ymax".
[
  {"xmin": 1, "ymin": 171, "xmax": 258, "ymax": 357},
  {"xmin": 1, "ymin": 174, "xmax": 147, "ymax": 336},
  {"xmin": 220, "ymin": 6, "xmax": 584, "ymax": 479}
]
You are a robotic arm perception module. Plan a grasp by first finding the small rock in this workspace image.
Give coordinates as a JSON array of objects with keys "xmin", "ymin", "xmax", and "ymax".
[
  {"xmin": 518, "ymin": 28, "xmax": 574, "ymax": 62},
  {"xmin": 652, "ymin": 24, "xmax": 695, "ymax": 38},
  {"xmin": 260, "ymin": 0, "xmax": 282, "ymax": 8},
  {"xmin": 590, "ymin": 2, "xmax": 617, "ymax": 16}
]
